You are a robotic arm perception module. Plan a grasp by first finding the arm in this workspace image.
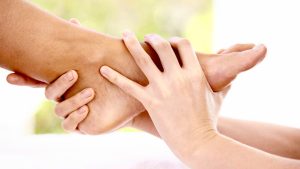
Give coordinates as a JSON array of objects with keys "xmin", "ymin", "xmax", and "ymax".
[
  {"xmin": 130, "ymin": 111, "xmax": 300, "ymax": 160},
  {"xmin": 186, "ymin": 134, "xmax": 300, "ymax": 169},
  {"xmin": 218, "ymin": 117, "xmax": 300, "ymax": 159}
]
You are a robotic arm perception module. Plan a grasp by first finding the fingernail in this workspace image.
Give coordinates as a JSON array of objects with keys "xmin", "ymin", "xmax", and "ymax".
[
  {"xmin": 123, "ymin": 30, "xmax": 133, "ymax": 39},
  {"xmin": 144, "ymin": 34, "xmax": 152, "ymax": 40},
  {"xmin": 81, "ymin": 88, "xmax": 93, "ymax": 98},
  {"xmin": 65, "ymin": 71, "xmax": 74, "ymax": 81},
  {"xmin": 169, "ymin": 37, "xmax": 180, "ymax": 43},
  {"xmin": 100, "ymin": 66, "xmax": 109, "ymax": 77},
  {"xmin": 9, "ymin": 76, "xmax": 19, "ymax": 83},
  {"xmin": 254, "ymin": 44, "xmax": 264, "ymax": 50},
  {"xmin": 78, "ymin": 106, "xmax": 87, "ymax": 114},
  {"xmin": 144, "ymin": 34, "xmax": 153, "ymax": 40}
]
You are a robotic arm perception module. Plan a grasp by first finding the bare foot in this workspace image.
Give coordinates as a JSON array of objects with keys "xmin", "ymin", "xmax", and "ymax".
[{"xmin": 200, "ymin": 43, "xmax": 267, "ymax": 91}]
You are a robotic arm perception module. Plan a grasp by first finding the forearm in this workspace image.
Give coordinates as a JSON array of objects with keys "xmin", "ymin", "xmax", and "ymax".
[
  {"xmin": 134, "ymin": 114, "xmax": 300, "ymax": 159},
  {"xmin": 218, "ymin": 117, "xmax": 300, "ymax": 159},
  {"xmin": 185, "ymin": 134, "xmax": 300, "ymax": 169}
]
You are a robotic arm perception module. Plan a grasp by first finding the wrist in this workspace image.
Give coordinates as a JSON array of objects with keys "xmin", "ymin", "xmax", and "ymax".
[
  {"xmin": 180, "ymin": 132, "xmax": 221, "ymax": 167},
  {"xmin": 176, "ymin": 126, "xmax": 219, "ymax": 160}
]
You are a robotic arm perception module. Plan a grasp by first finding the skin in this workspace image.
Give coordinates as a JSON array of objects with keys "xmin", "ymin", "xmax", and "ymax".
[
  {"xmin": 0, "ymin": 0, "xmax": 267, "ymax": 134},
  {"xmin": 100, "ymin": 32, "xmax": 300, "ymax": 169},
  {"xmin": 8, "ymin": 33, "xmax": 300, "ymax": 161}
]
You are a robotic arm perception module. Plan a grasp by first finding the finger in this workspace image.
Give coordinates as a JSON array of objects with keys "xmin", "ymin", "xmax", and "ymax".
[
  {"xmin": 62, "ymin": 106, "xmax": 88, "ymax": 132},
  {"xmin": 169, "ymin": 37, "xmax": 199, "ymax": 70},
  {"xmin": 100, "ymin": 66, "xmax": 146, "ymax": 101},
  {"xmin": 222, "ymin": 43, "xmax": 255, "ymax": 54},
  {"xmin": 6, "ymin": 73, "xmax": 47, "ymax": 88},
  {"xmin": 144, "ymin": 34, "xmax": 180, "ymax": 72},
  {"xmin": 45, "ymin": 70, "xmax": 78, "ymax": 101},
  {"xmin": 55, "ymin": 88, "xmax": 94, "ymax": 118},
  {"xmin": 122, "ymin": 31, "xmax": 161, "ymax": 82},
  {"xmin": 69, "ymin": 18, "xmax": 81, "ymax": 25}
]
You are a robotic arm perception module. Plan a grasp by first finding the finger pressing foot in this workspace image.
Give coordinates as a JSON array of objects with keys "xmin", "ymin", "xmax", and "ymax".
[
  {"xmin": 62, "ymin": 106, "xmax": 88, "ymax": 132},
  {"xmin": 45, "ymin": 70, "xmax": 78, "ymax": 101},
  {"xmin": 55, "ymin": 88, "xmax": 95, "ymax": 118}
]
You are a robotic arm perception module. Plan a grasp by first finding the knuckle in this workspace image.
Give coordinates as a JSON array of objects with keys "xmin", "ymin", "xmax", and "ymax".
[
  {"xmin": 155, "ymin": 40, "xmax": 170, "ymax": 50},
  {"xmin": 54, "ymin": 104, "xmax": 65, "ymax": 117},
  {"xmin": 44, "ymin": 87, "xmax": 54, "ymax": 100},
  {"xmin": 128, "ymin": 37, "xmax": 138, "ymax": 46},
  {"xmin": 147, "ymin": 98, "xmax": 160, "ymax": 107},
  {"xmin": 108, "ymin": 71, "xmax": 118, "ymax": 82},
  {"xmin": 62, "ymin": 121, "xmax": 73, "ymax": 132},
  {"xmin": 111, "ymin": 74, "xmax": 119, "ymax": 84},
  {"xmin": 178, "ymin": 38, "xmax": 191, "ymax": 47},
  {"xmin": 69, "ymin": 98, "xmax": 80, "ymax": 109},
  {"xmin": 120, "ymin": 83, "xmax": 133, "ymax": 94},
  {"xmin": 136, "ymin": 55, "xmax": 149, "ymax": 66}
]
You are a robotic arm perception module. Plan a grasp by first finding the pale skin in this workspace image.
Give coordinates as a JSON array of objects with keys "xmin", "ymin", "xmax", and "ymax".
[
  {"xmin": 0, "ymin": 0, "xmax": 267, "ymax": 134},
  {"xmin": 8, "ymin": 28, "xmax": 300, "ymax": 163},
  {"xmin": 7, "ymin": 21, "xmax": 300, "ymax": 160},
  {"xmin": 100, "ymin": 32, "xmax": 300, "ymax": 168}
]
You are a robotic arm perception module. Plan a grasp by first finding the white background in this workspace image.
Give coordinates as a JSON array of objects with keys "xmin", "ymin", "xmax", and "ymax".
[{"xmin": 214, "ymin": 0, "xmax": 300, "ymax": 127}]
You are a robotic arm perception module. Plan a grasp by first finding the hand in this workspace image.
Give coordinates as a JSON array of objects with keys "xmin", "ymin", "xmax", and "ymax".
[
  {"xmin": 100, "ymin": 32, "xmax": 227, "ymax": 158},
  {"xmin": 45, "ymin": 70, "xmax": 94, "ymax": 132},
  {"xmin": 128, "ymin": 42, "xmax": 260, "ymax": 137}
]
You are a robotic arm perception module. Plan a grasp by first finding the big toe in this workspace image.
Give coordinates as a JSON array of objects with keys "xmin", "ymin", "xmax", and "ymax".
[{"xmin": 232, "ymin": 44, "xmax": 267, "ymax": 73}]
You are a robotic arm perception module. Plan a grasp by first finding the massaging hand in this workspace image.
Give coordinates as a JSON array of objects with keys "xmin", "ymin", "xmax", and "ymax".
[
  {"xmin": 105, "ymin": 33, "xmax": 299, "ymax": 169},
  {"xmin": 100, "ymin": 32, "xmax": 226, "ymax": 157}
]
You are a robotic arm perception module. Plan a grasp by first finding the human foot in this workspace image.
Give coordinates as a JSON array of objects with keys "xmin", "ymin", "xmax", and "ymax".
[
  {"xmin": 8, "ymin": 37, "xmax": 265, "ymax": 134},
  {"xmin": 5, "ymin": 38, "xmax": 266, "ymax": 135},
  {"xmin": 197, "ymin": 43, "xmax": 267, "ymax": 91}
]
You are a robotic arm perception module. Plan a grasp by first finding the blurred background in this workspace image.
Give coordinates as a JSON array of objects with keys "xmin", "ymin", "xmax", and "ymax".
[{"xmin": 0, "ymin": 0, "xmax": 300, "ymax": 168}]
